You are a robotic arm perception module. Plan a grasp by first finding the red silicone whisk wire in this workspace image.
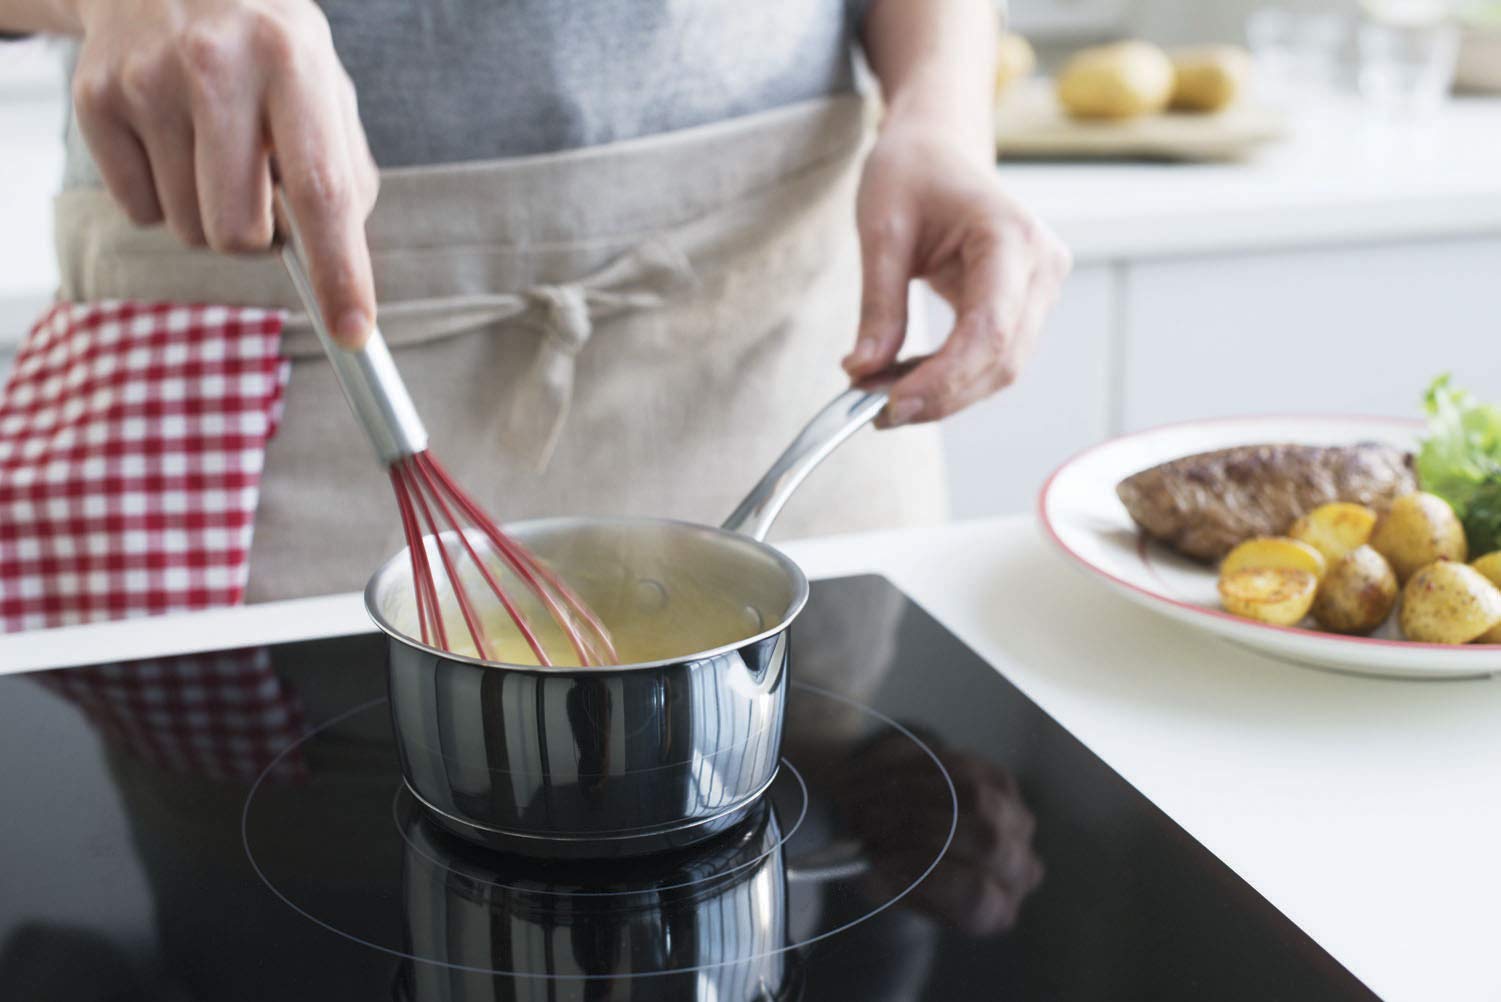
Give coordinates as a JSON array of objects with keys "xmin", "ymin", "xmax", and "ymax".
[
  {"xmin": 391, "ymin": 462, "xmax": 445, "ymax": 651},
  {"xmin": 385, "ymin": 452, "xmax": 616, "ymax": 667},
  {"xmin": 417, "ymin": 453, "xmax": 617, "ymax": 666},
  {"xmin": 400, "ymin": 457, "xmax": 490, "ymax": 660},
  {"xmin": 406, "ymin": 453, "xmax": 554, "ymax": 667},
  {"xmin": 391, "ymin": 467, "xmax": 431, "ymax": 645}
]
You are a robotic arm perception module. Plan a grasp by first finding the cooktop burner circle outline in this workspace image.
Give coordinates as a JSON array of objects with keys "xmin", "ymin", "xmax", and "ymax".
[
  {"xmin": 240, "ymin": 680, "xmax": 958, "ymax": 981},
  {"xmin": 390, "ymin": 761, "xmax": 811, "ymax": 898}
]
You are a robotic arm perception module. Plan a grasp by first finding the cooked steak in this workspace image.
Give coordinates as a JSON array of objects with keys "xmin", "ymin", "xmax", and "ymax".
[{"xmin": 1116, "ymin": 443, "xmax": 1416, "ymax": 562}]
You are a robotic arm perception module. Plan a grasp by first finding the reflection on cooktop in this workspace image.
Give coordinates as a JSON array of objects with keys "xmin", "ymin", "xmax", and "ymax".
[
  {"xmin": 395, "ymin": 795, "xmax": 796, "ymax": 1000},
  {"xmin": 0, "ymin": 575, "xmax": 1379, "ymax": 1001},
  {"xmin": 240, "ymin": 684, "xmax": 960, "ymax": 996}
]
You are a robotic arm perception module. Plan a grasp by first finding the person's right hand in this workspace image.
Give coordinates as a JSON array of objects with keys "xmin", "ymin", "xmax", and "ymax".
[{"xmin": 69, "ymin": 0, "xmax": 378, "ymax": 345}]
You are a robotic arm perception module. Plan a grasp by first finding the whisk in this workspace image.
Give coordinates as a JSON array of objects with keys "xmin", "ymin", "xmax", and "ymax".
[{"xmin": 274, "ymin": 193, "xmax": 617, "ymax": 667}]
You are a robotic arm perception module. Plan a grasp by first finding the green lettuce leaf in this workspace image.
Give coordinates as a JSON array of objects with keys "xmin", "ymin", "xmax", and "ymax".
[{"xmin": 1416, "ymin": 375, "xmax": 1501, "ymax": 554}]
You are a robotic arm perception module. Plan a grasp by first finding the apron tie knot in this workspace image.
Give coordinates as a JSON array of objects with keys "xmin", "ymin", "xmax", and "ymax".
[
  {"xmin": 526, "ymin": 283, "xmax": 594, "ymax": 355},
  {"xmin": 508, "ymin": 240, "xmax": 695, "ymax": 471}
]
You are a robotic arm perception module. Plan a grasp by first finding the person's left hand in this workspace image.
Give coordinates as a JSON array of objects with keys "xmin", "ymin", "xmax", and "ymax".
[{"xmin": 844, "ymin": 121, "xmax": 1071, "ymax": 428}]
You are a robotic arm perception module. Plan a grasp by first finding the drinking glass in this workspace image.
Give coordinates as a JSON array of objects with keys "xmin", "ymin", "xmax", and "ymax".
[
  {"xmin": 1357, "ymin": 16, "xmax": 1462, "ymax": 118},
  {"xmin": 1248, "ymin": 5, "xmax": 1353, "ymax": 98}
]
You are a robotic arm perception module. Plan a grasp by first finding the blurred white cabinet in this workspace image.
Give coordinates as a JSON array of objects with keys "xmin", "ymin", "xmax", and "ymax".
[
  {"xmin": 936, "ymin": 237, "xmax": 1501, "ymax": 520},
  {"xmin": 935, "ymin": 263, "xmax": 1115, "ymax": 518},
  {"xmin": 0, "ymin": 39, "xmax": 67, "ymax": 373},
  {"xmin": 1120, "ymin": 238, "xmax": 1501, "ymax": 430},
  {"xmin": 1006, "ymin": 0, "xmax": 1129, "ymax": 37}
]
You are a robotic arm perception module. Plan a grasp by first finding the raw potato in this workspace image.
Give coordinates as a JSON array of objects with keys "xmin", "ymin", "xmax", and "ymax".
[
  {"xmin": 1219, "ymin": 568, "xmax": 1318, "ymax": 626},
  {"xmin": 1170, "ymin": 45, "xmax": 1252, "ymax": 112},
  {"xmin": 1057, "ymin": 41, "xmax": 1175, "ymax": 120},
  {"xmin": 996, "ymin": 32, "xmax": 1037, "ymax": 96},
  {"xmin": 1288, "ymin": 502, "xmax": 1378, "ymax": 565},
  {"xmin": 1468, "ymin": 551, "xmax": 1501, "ymax": 643},
  {"xmin": 1370, "ymin": 492, "xmax": 1468, "ymax": 583},
  {"xmin": 1221, "ymin": 536, "xmax": 1327, "ymax": 581},
  {"xmin": 1312, "ymin": 545, "xmax": 1398, "ymax": 634}
]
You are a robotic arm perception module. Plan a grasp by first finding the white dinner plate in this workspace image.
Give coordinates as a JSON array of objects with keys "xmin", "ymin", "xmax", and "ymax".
[{"xmin": 1038, "ymin": 415, "xmax": 1501, "ymax": 680}]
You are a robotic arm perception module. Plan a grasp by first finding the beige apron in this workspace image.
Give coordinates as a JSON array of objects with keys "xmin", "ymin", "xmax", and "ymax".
[{"xmin": 55, "ymin": 94, "xmax": 948, "ymax": 603}]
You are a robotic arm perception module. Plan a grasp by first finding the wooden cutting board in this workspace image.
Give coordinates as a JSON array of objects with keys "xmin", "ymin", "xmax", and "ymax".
[{"xmin": 995, "ymin": 79, "xmax": 1290, "ymax": 163}]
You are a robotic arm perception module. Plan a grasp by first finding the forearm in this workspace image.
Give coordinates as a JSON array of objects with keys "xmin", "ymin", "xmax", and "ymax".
[
  {"xmin": 860, "ymin": 0, "xmax": 998, "ymax": 164},
  {"xmin": 0, "ymin": 0, "xmax": 81, "ymax": 34}
]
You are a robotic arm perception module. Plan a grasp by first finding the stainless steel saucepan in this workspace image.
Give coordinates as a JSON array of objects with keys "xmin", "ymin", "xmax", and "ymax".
[{"xmin": 365, "ymin": 378, "xmax": 894, "ymax": 857}]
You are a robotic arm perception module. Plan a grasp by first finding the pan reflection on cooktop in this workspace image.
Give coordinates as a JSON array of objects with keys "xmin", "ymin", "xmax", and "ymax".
[
  {"xmin": 240, "ymin": 683, "xmax": 960, "ymax": 997},
  {"xmin": 0, "ymin": 575, "xmax": 1378, "ymax": 1001}
]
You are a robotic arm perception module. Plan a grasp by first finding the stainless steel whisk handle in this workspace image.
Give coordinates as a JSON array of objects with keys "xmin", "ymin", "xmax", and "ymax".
[{"xmin": 274, "ymin": 189, "xmax": 428, "ymax": 465}]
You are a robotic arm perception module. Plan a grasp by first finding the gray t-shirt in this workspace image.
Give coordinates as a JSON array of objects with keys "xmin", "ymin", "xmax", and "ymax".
[{"xmin": 64, "ymin": 0, "xmax": 873, "ymax": 187}]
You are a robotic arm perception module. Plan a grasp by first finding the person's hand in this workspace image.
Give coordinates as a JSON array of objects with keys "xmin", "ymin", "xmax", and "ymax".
[
  {"xmin": 835, "ymin": 731, "xmax": 1045, "ymax": 935},
  {"xmin": 68, "ymin": 0, "xmax": 378, "ymax": 345},
  {"xmin": 845, "ymin": 121, "xmax": 1070, "ymax": 427}
]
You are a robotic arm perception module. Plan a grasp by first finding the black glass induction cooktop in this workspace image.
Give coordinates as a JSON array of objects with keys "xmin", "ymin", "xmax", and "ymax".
[{"xmin": 0, "ymin": 575, "xmax": 1376, "ymax": 1001}]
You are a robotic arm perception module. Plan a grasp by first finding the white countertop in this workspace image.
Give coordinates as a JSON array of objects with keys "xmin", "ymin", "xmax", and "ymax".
[
  {"xmin": 1001, "ymin": 95, "xmax": 1501, "ymax": 262},
  {"xmin": 6, "ymin": 513, "xmax": 1498, "ymax": 1001}
]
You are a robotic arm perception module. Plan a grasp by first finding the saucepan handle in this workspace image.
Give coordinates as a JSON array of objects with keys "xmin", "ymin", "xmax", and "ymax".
[
  {"xmin": 721, "ymin": 364, "xmax": 917, "ymax": 543},
  {"xmin": 784, "ymin": 838, "xmax": 871, "ymax": 884}
]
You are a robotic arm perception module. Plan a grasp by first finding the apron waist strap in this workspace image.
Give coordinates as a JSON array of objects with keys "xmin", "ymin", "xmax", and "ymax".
[
  {"xmin": 295, "ymin": 239, "xmax": 693, "ymax": 469},
  {"xmin": 280, "ymin": 237, "xmax": 693, "ymax": 357}
]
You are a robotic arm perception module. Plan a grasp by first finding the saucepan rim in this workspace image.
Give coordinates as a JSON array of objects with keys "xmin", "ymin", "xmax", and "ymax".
[{"xmin": 364, "ymin": 514, "xmax": 811, "ymax": 674}]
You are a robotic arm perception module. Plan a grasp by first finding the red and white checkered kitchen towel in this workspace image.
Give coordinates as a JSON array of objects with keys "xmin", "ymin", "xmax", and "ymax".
[
  {"xmin": 1, "ymin": 300, "xmax": 307, "ymax": 781},
  {"xmin": 0, "ymin": 301, "xmax": 290, "ymax": 627}
]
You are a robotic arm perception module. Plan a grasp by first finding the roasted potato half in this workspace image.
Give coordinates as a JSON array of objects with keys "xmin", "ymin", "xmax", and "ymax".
[
  {"xmin": 1370, "ymin": 492, "xmax": 1467, "ymax": 583},
  {"xmin": 1288, "ymin": 502, "xmax": 1377, "ymax": 565},
  {"xmin": 1311, "ymin": 545, "xmax": 1398, "ymax": 634},
  {"xmin": 1219, "ymin": 567, "xmax": 1318, "ymax": 626},
  {"xmin": 1473, "ymin": 551, "xmax": 1501, "ymax": 584},
  {"xmin": 1399, "ymin": 561, "xmax": 1501, "ymax": 644},
  {"xmin": 1467, "ymin": 551, "xmax": 1501, "ymax": 642},
  {"xmin": 1221, "ymin": 536, "xmax": 1327, "ymax": 580}
]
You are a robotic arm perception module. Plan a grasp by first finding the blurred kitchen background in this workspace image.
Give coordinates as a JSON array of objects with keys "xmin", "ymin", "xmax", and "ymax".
[{"xmin": 3, "ymin": 0, "xmax": 1499, "ymax": 521}]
